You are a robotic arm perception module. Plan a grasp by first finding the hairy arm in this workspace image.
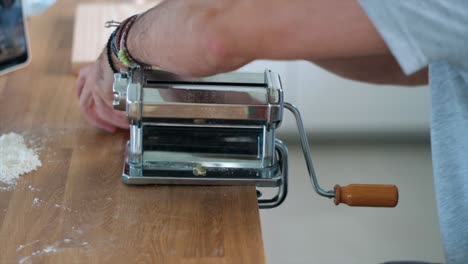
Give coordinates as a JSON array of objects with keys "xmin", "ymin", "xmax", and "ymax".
[
  {"xmin": 127, "ymin": 0, "xmax": 394, "ymax": 76},
  {"xmin": 127, "ymin": 0, "xmax": 427, "ymax": 85}
]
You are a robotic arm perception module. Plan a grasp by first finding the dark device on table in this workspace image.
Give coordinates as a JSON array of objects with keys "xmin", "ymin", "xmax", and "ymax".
[
  {"xmin": 113, "ymin": 67, "xmax": 399, "ymax": 209},
  {"xmin": 0, "ymin": 0, "xmax": 30, "ymax": 75}
]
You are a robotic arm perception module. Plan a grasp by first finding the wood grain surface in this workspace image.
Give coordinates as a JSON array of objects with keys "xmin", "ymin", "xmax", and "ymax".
[{"xmin": 0, "ymin": 1, "xmax": 265, "ymax": 263}]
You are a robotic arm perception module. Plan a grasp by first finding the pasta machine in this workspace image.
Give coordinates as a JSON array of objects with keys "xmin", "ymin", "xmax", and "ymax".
[{"xmin": 113, "ymin": 68, "xmax": 399, "ymax": 209}]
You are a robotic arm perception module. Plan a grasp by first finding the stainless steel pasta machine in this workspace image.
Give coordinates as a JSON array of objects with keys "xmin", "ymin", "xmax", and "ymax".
[{"xmin": 113, "ymin": 68, "xmax": 398, "ymax": 209}]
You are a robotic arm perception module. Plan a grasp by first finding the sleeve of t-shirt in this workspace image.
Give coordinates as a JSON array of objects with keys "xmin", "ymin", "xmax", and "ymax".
[{"xmin": 358, "ymin": 0, "xmax": 468, "ymax": 75}]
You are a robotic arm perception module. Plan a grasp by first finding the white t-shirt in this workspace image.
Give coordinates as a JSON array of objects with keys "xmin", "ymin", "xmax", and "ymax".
[{"xmin": 359, "ymin": 1, "xmax": 468, "ymax": 263}]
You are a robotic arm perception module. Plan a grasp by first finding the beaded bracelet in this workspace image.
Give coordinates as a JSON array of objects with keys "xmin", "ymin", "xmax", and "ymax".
[
  {"xmin": 110, "ymin": 31, "xmax": 119, "ymax": 57},
  {"xmin": 106, "ymin": 15, "xmax": 152, "ymax": 69},
  {"xmin": 105, "ymin": 17, "xmax": 136, "ymax": 66},
  {"xmin": 106, "ymin": 27, "xmax": 119, "ymax": 74}
]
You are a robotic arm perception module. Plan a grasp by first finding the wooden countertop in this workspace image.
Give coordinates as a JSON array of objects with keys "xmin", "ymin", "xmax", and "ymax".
[{"xmin": 0, "ymin": 1, "xmax": 265, "ymax": 263}]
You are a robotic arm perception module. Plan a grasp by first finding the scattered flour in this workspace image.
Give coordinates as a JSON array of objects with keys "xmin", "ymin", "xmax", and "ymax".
[
  {"xmin": 53, "ymin": 203, "xmax": 72, "ymax": 212},
  {"xmin": 16, "ymin": 240, "xmax": 40, "ymax": 252},
  {"xmin": 32, "ymin": 198, "xmax": 43, "ymax": 208},
  {"xmin": 18, "ymin": 236, "xmax": 89, "ymax": 264},
  {"xmin": 0, "ymin": 185, "xmax": 13, "ymax": 191},
  {"xmin": 0, "ymin": 133, "xmax": 41, "ymax": 185},
  {"xmin": 28, "ymin": 185, "xmax": 40, "ymax": 192},
  {"xmin": 42, "ymin": 245, "xmax": 57, "ymax": 253}
]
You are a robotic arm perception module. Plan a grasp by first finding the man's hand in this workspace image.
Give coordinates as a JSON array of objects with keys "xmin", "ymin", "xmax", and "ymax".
[{"xmin": 75, "ymin": 52, "xmax": 128, "ymax": 132}]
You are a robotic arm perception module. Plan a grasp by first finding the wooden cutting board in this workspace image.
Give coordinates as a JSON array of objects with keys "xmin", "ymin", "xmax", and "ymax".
[
  {"xmin": 71, "ymin": 2, "xmax": 158, "ymax": 74},
  {"xmin": 0, "ymin": 1, "xmax": 265, "ymax": 263}
]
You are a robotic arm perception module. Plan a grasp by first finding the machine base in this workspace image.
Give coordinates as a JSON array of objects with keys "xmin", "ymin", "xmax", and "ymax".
[{"xmin": 120, "ymin": 140, "xmax": 289, "ymax": 208}]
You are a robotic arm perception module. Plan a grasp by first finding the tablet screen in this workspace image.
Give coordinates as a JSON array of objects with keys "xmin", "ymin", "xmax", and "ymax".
[{"xmin": 0, "ymin": 0, "xmax": 28, "ymax": 73}]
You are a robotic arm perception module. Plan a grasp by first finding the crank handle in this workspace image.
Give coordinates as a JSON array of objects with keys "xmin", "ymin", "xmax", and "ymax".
[
  {"xmin": 334, "ymin": 184, "xmax": 398, "ymax": 207},
  {"xmin": 284, "ymin": 102, "xmax": 399, "ymax": 208}
]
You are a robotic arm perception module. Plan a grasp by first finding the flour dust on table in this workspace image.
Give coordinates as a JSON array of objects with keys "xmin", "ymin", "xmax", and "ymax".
[{"xmin": 0, "ymin": 132, "xmax": 41, "ymax": 187}]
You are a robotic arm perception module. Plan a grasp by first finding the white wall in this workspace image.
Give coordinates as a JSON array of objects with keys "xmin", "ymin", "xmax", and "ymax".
[{"xmin": 238, "ymin": 60, "xmax": 430, "ymax": 138}]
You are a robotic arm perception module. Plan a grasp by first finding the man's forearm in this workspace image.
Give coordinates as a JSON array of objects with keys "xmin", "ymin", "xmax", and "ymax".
[
  {"xmin": 127, "ymin": 0, "xmax": 392, "ymax": 77},
  {"xmin": 127, "ymin": 0, "xmax": 242, "ymax": 76}
]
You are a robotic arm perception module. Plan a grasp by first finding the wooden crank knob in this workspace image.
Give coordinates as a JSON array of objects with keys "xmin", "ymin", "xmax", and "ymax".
[{"xmin": 334, "ymin": 184, "xmax": 398, "ymax": 207}]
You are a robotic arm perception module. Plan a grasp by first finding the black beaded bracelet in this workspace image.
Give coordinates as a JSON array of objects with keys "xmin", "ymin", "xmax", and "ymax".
[{"xmin": 106, "ymin": 28, "xmax": 119, "ymax": 74}]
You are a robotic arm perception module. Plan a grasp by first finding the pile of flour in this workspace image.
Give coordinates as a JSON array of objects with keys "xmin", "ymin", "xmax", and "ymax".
[{"xmin": 0, "ymin": 133, "xmax": 41, "ymax": 185}]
